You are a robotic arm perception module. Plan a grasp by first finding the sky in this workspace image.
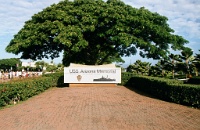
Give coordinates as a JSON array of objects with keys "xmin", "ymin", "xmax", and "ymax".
[{"xmin": 0, "ymin": 0, "xmax": 200, "ymax": 67}]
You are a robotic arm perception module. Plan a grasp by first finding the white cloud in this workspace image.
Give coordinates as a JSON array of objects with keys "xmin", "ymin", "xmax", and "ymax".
[
  {"xmin": 124, "ymin": 0, "xmax": 200, "ymax": 39},
  {"xmin": 1, "ymin": 0, "xmax": 199, "ymax": 39},
  {"xmin": 0, "ymin": 0, "xmax": 62, "ymax": 63},
  {"xmin": 0, "ymin": 0, "xmax": 61, "ymax": 37}
]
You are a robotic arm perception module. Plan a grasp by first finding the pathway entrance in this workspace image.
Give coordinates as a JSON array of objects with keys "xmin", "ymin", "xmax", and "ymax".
[{"xmin": 0, "ymin": 86, "xmax": 199, "ymax": 130}]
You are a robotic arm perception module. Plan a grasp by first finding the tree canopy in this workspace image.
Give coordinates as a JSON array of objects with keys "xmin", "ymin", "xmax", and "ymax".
[{"xmin": 6, "ymin": 0, "xmax": 188, "ymax": 66}]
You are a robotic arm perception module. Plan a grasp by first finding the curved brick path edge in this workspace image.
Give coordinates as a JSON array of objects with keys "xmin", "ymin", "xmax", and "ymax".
[{"xmin": 0, "ymin": 86, "xmax": 199, "ymax": 130}]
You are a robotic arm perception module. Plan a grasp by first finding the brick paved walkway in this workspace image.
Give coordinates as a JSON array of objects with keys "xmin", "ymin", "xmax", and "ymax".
[{"xmin": 0, "ymin": 86, "xmax": 199, "ymax": 130}]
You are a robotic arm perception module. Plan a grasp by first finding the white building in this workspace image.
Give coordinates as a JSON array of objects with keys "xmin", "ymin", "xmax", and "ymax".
[{"xmin": 22, "ymin": 61, "xmax": 36, "ymax": 67}]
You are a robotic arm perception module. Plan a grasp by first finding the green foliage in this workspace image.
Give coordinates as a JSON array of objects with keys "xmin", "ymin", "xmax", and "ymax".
[
  {"xmin": 6, "ymin": 0, "xmax": 188, "ymax": 66},
  {"xmin": 42, "ymin": 72, "xmax": 65, "ymax": 87},
  {"xmin": 121, "ymin": 73, "xmax": 200, "ymax": 108},
  {"xmin": 192, "ymin": 50, "xmax": 200, "ymax": 76},
  {"xmin": 35, "ymin": 61, "xmax": 48, "ymax": 70},
  {"xmin": 0, "ymin": 58, "xmax": 21, "ymax": 71},
  {"xmin": 162, "ymin": 54, "xmax": 181, "ymax": 78},
  {"xmin": 149, "ymin": 50, "xmax": 200, "ymax": 78},
  {"xmin": 187, "ymin": 76, "xmax": 200, "ymax": 84},
  {"xmin": 178, "ymin": 47, "xmax": 194, "ymax": 77},
  {"xmin": 181, "ymin": 47, "xmax": 193, "ymax": 60},
  {"xmin": 149, "ymin": 61, "xmax": 164, "ymax": 77},
  {"xmin": 126, "ymin": 60, "xmax": 151, "ymax": 75},
  {"xmin": 120, "ymin": 72, "xmax": 135, "ymax": 86},
  {"xmin": 0, "ymin": 72, "xmax": 64, "ymax": 108},
  {"xmin": 0, "ymin": 77, "xmax": 50, "ymax": 107},
  {"xmin": 46, "ymin": 65, "xmax": 57, "ymax": 72}
]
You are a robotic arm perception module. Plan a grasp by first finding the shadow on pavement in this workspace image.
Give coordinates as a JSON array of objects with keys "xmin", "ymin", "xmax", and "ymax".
[{"xmin": 124, "ymin": 85, "xmax": 160, "ymax": 100}]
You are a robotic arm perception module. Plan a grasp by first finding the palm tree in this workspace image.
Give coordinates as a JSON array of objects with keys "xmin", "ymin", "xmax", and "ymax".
[
  {"xmin": 127, "ymin": 60, "xmax": 151, "ymax": 75},
  {"xmin": 35, "ymin": 61, "xmax": 48, "ymax": 71},
  {"xmin": 179, "ymin": 47, "xmax": 193, "ymax": 78},
  {"xmin": 192, "ymin": 50, "xmax": 200, "ymax": 76},
  {"xmin": 162, "ymin": 54, "xmax": 181, "ymax": 78},
  {"xmin": 149, "ymin": 61, "xmax": 163, "ymax": 77},
  {"xmin": 126, "ymin": 64, "xmax": 135, "ymax": 73}
]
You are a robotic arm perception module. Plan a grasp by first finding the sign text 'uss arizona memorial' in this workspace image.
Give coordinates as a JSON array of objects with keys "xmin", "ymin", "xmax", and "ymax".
[{"xmin": 64, "ymin": 63, "xmax": 121, "ymax": 84}]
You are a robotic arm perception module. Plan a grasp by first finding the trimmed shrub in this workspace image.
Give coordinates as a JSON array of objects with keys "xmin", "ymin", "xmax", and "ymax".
[
  {"xmin": 122, "ymin": 73, "xmax": 200, "ymax": 108},
  {"xmin": 0, "ymin": 72, "xmax": 64, "ymax": 108},
  {"xmin": 0, "ymin": 77, "xmax": 53, "ymax": 107},
  {"xmin": 186, "ymin": 76, "xmax": 200, "ymax": 84},
  {"xmin": 43, "ymin": 72, "xmax": 65, "ymax": 87},
  {"xmin": 120, "ymin": 72, "xmax": 135, "ymax": 86}
]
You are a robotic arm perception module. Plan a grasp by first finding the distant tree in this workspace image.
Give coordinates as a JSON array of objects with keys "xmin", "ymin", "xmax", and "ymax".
[
  {"xmin": 0, "ymin": 58, "xmax": 21, "ymax": 71},
  {"xmin": 57, "ymin": 63, "xmax": 64, "ymax": 71},
  {"xmin": 162, "ymin": 54, "xmax": 181, "ymax": 78},
  {"xmin": 127, "ymin": 60, "xmax": 151, "ymax": 75},
  {"xmin": 126, "ymin": 64, "xmax": 134, "ymax": 73},
  {"xmin": 149, "ymin": 60, "xmax": 166, "ymax": 77},
  {"xmin": 35, "ymin": 61, "xmax": 49, "ymax": 71},
  {"xmin": 57, "ymin": 63, "xmax": 64, "ymax": 68},
  {"xmin": 178, "ymin": 47, "xmax": 193, "ymax": 78},
  {"xmin": 6, "ymin": 0, "xmax": 188, "ymax": 66},
  {"xmin": 192, "ymin": 50, "xmax": 200, "ymax": 76},
  {"xmin": 149, "ymin": 65, "xmax": 162, "ymax": 77},
  {"xmin": 46, "ymin": 64, "xmax": 57, "ymax": 72},
  {"xmin": 195, "ymin": 50, "xmax": 200, "ymax": 60}
]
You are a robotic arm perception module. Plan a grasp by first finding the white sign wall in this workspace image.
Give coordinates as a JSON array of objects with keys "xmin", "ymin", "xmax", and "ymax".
[{"xmin": 64, "ymin": 66, "xmax": 121, "ymax": 83}]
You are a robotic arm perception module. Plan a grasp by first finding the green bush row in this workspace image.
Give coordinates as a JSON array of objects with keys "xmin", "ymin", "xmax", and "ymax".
[
  {"xmin": 187, "ymin": 76, "xmax": 200, "ymax": 84},
  {"xmin": 120, "ymin": 72, "xmax": 135, "ymax": 86},
  {"xmin": 122, "ymin": 74, "xmax": 200, "ymax": 108},
  {"xmin": 0, "ymin": 72, "xmax": 64, "ymax": 108},
  {"xmin": 42, "ymin": 72, "xmax": 65, "ymax": 87}
]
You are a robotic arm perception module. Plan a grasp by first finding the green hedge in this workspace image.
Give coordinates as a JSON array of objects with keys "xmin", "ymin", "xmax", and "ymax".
[
  {"xmin": 123, "ymin": 74, "xmax": 200, "ymax": 108},
  {"xmin": 42, "ymin": 72, "xmax": 65, "ymax": 87},
  {"xmin": 120, "ymin": 72, "xmax": 135, "ymax": 86},
  {"xmin": 0, "ymin": 72, "xmax": 64, "ymax": 108},
  {"xmin": 186, "ymin": 76, "xmax": 200, "ymax": 84}
]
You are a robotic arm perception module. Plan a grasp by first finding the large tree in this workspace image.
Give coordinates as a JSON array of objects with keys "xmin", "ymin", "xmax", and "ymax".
[{"xmin": 6, "ymin": 0, "xmax": 188, "ymax": 66}]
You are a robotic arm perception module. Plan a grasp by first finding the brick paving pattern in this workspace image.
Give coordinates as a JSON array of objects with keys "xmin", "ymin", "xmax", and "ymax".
[{"xmin": 0, "ymin": 86, "xmax": 199, "ymax": 130}]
